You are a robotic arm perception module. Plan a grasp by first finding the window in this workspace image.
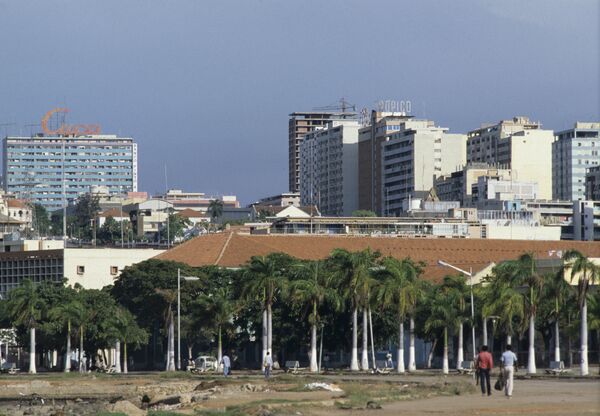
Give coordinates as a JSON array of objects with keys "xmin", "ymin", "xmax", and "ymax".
[
  {"xmin": 77, "ymin": 265, "xmax": 85, "ymax": 275},
  {"xmin": 110, "ymin": 266, "xmax": 119, "ymax": 276}
]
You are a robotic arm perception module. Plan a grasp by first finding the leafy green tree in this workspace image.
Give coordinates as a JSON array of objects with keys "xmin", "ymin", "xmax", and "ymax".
[
  {"xmin": 290, "ymin": 260, "xmax": 342, "ymax": 372},
  {"xmin": 97, "ymin": 217, "xmax": 122, "ymax": 244},
  {"xmin": 195, "ymin": 287, "xmax": 234, "ymax": 368},
  {"xmin": 31, "ymin": 203, "xmax": 51, "ymax": 236},
  {"xmin": 6, "ymin": 279, "xmax": 45, "ymax": 373},
  {"xmin": 442, "ymin": 274, "xmax": 470, "ymax": 369},
  {"xmin": 376, "ymin": 257, "xmax": 423, "ymax": 373},
  {"xmin": 160, "ymin": 213, "xmax": 191, "ymax": 242},
  {"xmin": 74, "ymin": 193, "xmax": 101, "ymax": 240},
  {"xmin": 110, "ymin": 307, "xmax": 148, "ymax": 373},
  {"xmin": 208, "ymin": 199, "xmax": 224, "ymax": 224},
  {"xmin": 563, "ymin": 250, "xmax": 599, "ymax": 376}
]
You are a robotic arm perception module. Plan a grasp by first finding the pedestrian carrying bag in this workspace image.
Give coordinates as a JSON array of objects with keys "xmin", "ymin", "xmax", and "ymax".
[{"xmin": 494, "ymin": 370, "xmax": 505, "ymax": 391}]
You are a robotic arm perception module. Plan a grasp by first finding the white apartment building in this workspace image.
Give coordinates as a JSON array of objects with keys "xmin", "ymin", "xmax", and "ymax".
[
  {"xmin": 471, "ymin": 177, "xmax": 538, "ymax": 205},
  {"xmin": 553, "ymin": 122, "xmax": 600, "ymax": 201},
  {"xmin": 467, "ymin": 116, "xmax": 554, "ymax": 199},
  {"xmin": 381, "ymin": 119, "xmax": 467, "ymax": 216},
  {"xmin": 299, "ymin": 120, "xmax": 360, "ymax": 216},
  {"xmin": 573, "ymin": 200, "xmax": 600, "ymax": 241}
]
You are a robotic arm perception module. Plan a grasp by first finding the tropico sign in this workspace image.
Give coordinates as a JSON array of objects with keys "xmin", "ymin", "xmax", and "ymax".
[{"xmin": 41, "ymin": 108, "xmax": 101, "ymax": 136}]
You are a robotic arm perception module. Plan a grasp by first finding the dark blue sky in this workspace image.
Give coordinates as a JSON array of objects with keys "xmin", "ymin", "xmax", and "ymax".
[{"xmin": 1, "ymin": 0, "xmax": 598, "ymax": 204}]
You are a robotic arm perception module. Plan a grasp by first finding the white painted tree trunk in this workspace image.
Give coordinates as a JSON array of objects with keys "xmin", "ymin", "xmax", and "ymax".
[
  {"xmin": 262, "ymin": 308, "xmax": 268, "ymax": 364},
  {"xmin": 217, "ymin": 326, "xmax": 223, "ymax": 371},
  {"xmin": 442, "ymin": 327, "xmax": 449, "ymax": 375},
  {"xmin": 483, "ymin": 318, "xmax": 488, "ymax": 346},
  {"xmin": 123, "ymin": 342, "xmax": 128, "ymax": 373},
  {"xmin": 79, "ymin": 327, "xmax": 85, "ymax": 373},
  {"xmin": 527, "ymin": 314, "xmax": 536, "ymax": 374},
  {"xmin": 29, "ymin": 327, "xmax": 36, "ymax": 374},
  {"xmin": 65, "ymin": 321, "xmax": 71, "ymax": 372},
  {"xmin": 397, "ymin": 321, "xmax": 405, "ymax": 373},
  {"xmin": 52, "ymin": 350, "xmax": 57, "ymax": 368},
  {"xmin": 368, "ymin": 308, "xmax": 376, "ymax": 370},
  {"xmin": 507, "ymin": 335, "xmax": 512, "ymax": 345},
  {"xmin": 350, "ymin": 308, "xmax": 359, "ymax": 371},
  {"xmin": 456, "ymin": 322, "xmax": 464, "ymax": 370},
  {"xmin": 554, "ymin": 319, "xmax": 560, "ymax": 362},
  {"xmin": 361, "ymin": 309, "xmax": 369, "ymax": 370},
  {"xmin": 115, "ymin": 341, "xmax": 122, "ymax": 373},
  {"xmin": 408, "ymin": 317, "xmax": 416, "ymax": 372},
  {"xmin": 310, "ymin": 323, "xmax": 318, "ymax": 372},
  {"xmin": 580, "ymin": 298, "xmax": 589, "ymax": 376},
  {"xmin": 267, "ymin": 304, "xmax": 273, "ymax": 357},
  {"xmin": 166, "ymin": 317, "xmax": 175, "ymax": 371}
]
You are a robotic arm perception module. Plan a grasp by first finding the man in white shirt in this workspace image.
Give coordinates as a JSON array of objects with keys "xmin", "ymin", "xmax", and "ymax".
[
  {"xmin": 263, "ymin": 352, "xmax": 273, "ymax": 380},
  {"xmin": 501, "ymin": 345, "xmax": 518, "ymax": 397},
  {"xmin": 221, "ymin": 354, "xmax": 231, "ymax": 377}
]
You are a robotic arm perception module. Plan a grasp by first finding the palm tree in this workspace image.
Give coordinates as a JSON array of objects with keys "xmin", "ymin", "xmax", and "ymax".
[
  {"xmin": 242, "ymin": 254, "xmax": 288, "ymax": 363},
  {"xmin": 7, "ymin": 279, "xmax": 45, "ymax": 374},
  {"xmin": 376, "ymin": 257, "xmax": 421, "ymax": 373},
  {"xmin": 329, "ymin": 248, "xmax": 379, "ymax": 371},
  {"xmin": 196, "ymin": 287, "xmax": 233, "ymax": 368},
  {"xmin": 48, "ymin": 294, "xmax": 85, "ymax": 372},
  {"xmin": 545, "ymin": 267, "xmax": 571, "ymax": 363},
  {"xmin": 425, "ymin": 280, "xmax": 461, "ymax": 374},
  {"xmin": 290, "ymin": 260, "xmax": 341, "ymax": 372},
  {"xmin": 208, "ymin": 199, "xmax": 224, "ymax": 231},
  {"xmin": 587, "ymin": 294, "xmax": 600, "ymax": 374},
  {"xmin": 563, "ymin": 250, "xmax": 599, "ymax": 376},
  {"xmin": 111, "ymin": 307, "xmax": 148, "ymax": 373},
  {"xmin": 156, "ymin": 288, "xmax": 177, "ymax": 371},
  {"xmin": 443, "ymin": 274, "xmax": 470, "ymax": 370}
]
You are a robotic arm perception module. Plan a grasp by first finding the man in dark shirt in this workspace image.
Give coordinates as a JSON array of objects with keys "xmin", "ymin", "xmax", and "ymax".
[{"xmin": 477, "ymin": 345, "xmax": 494, "ymax": 396}]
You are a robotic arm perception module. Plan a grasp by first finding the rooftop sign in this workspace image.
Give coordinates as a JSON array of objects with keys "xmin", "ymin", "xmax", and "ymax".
[{"xmin": 41, "ymin": 108, "xmax": 101, "ymax": 136}]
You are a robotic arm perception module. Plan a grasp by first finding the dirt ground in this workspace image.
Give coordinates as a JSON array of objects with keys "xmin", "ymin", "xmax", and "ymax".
[{"xmin": 0, "ymin": 372, "xmax": 597, "ymax": 415}]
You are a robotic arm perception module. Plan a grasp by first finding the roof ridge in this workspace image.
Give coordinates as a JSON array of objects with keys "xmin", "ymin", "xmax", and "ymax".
[{"xmin": 214, "ymin": 231, "xmax": 234, "ymax": 265}]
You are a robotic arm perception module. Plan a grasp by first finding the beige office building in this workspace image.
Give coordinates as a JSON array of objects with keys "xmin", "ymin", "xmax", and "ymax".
[{"xmin": 467, "ymin": 116, "xmax": 554, "ymax": 199}]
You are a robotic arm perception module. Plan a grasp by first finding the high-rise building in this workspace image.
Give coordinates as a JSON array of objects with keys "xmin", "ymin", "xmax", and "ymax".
[
  {"xmin": 467, "ymin": 116, "xmax": 554, "ymax": 199},
  {"xmin": 3, "ymin": 135, "xmax": 137, "ymax": 210},
  {"xmin": 381, "ymin": 119, "xmax": 467, "ymax": 216},
  {"xmin": 299, "ymin": 120, "xmax": 360, "ymax": 216},
  {"xmin": 553, "ymin": 122, "xmax": 600, "ymax": 201},
  {"xmin": 586, "ymin": 165, "xmax": 600, "ymax": 200},
  {"xmin": 358, "ymin": 111, "xmax": 413, "ymax": 214},
  {"xmin": 289, "ymin": 111, "xmax": 355, "ymax": 193}
]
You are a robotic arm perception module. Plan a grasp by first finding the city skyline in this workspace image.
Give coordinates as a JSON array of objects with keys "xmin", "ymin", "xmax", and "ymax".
[{"xmin": 0, "ymin": 0, "xmax": 598, "ymax": 204}]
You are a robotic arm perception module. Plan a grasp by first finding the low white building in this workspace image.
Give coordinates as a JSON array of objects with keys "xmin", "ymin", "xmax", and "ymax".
[{"xmin": 573, "ymin": 200, "xmax": 600, "ymax": 241}]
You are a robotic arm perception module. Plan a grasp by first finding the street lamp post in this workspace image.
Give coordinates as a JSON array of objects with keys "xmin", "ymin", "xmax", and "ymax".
[
  {"xmin": 177, "ymin": 268, "xmax": 199, "ymax": 370},
  {"xmin": 437, "ymin": 260, "xmax": 476, "ymax": 360}
]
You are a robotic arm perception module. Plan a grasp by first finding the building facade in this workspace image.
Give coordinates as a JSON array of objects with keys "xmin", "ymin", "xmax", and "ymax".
[
  {"xmin": 586, "ymin": 165, "xmax": 600, "ymax": 200},
  {"xmin": 288, "ymin": 112, "xmax": 355, "ymax": 193},
  {"xmin": 299, "ymin": 120, "xmax": 360, "ymax": 216},
  {"xmin": 358, "ymin": 111, "xmax": 413, "ymax": 214},
  {"xmin": 3, "ymin": 135, "xmax": 137, "ymax": 211},
  {"xmin": 466, "ymin": 116, "xmax": 554, "ymax": 199},
  {"xmin": 573, "ymin": 200, "xmax": 600, "ymax": 241},
  {"xmin": 381, "ymin": 119, "xmax": 467, "ymax": 216},
  {"xmin": 553, "ymin": 122, "xmax": 600, "ymax": 201}
]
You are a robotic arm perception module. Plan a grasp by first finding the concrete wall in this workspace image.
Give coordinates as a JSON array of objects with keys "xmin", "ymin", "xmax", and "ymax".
[
  {"xmin": 484, "ymin": 224, "xmax": 561, "ymax": 240},
  {"xmin": 510, "ymin": 130, "xmax": 554, "ymax": 200},
  {"xmin": 64, "ymin": 248, "xmax": 164, "ymax": 289}
]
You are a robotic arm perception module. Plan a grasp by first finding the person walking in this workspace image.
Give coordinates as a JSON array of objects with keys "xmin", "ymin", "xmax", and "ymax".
[
  {"xmin": 263, "ymin": 352, "xmax": 273, "ymax": 380},
  {"xmin": 221, "ymin": 354, "xmax": 231, "ymax": 377},
  {"xmin": 501, "ymin": 345, "xmax": 518, "ymax": 398},
  {"xmin": 476, "ymin": 345, "xmax": 493, "ymax": 396}
]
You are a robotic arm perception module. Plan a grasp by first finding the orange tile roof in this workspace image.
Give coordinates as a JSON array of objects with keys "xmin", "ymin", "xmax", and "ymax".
[
  {"xmin": 178, "ymin": 208, "xmax": 206, "ymax": 218},
  {"xmin": 98, "ymin": 208, "xmax": 127, "ymax": 218},
  {"xmin": 7, "ymin": 199, "xmax": 27, "ymax": 208},
  {"xmin": 156, "ymin": 232, "xmax": 600, "ymax": 281}
]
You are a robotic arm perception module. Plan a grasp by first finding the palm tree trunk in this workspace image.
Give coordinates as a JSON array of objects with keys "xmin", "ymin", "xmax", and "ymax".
[
  {"xmin": 443, "ymin": 327, "xmax": 449, "ymax": 374},
  {"xmin": 267, "ymin": 303, "xmax": 273, "ymax": 357},
  {"xmin": 427, "ymin": 338, "xmax": 437, "ymax": 368},
  {"xmin": 310, "ymin": 302, "xmax": 318, "ymax": 372},
  {"xmin": 166, "ymin": 316, "xmax": 175, "ymax": 371},
  {"xmin": 217, "ymin": 325, "xmax": 223, "ymax": 370},
  {"xmin": 397, "ymin": 320, "xmax": 405, "ymax": 373},
  {"xmin": 554, "ymin": 319, "xmax": 560, "ymax": 362},
  {"xmin": 580, "ymin": 298, "xmax": 588, "ymax": 376},
  {"xmin": 79, "ymin": 326, "xmax": 84, "ymax": 373},
  {"xmin": 350, "ymin": 307, "xmax": 359, "ymax": 371},
  {"xmin": 123, "ymin": 341, "xmax": 128, "ymax": 373},
  {"xmin": 262, "ymin": 308, "xmax": 267, "ymax": 364},
  {"xmin": 527, "ymin": 314, "xmax": 536, "ymax": 374},
  {"xmin": 65, "ymin": 319, "xmax": 71, "ymax": 372},
  {"xmin": 368, "ymin": 308, "xmax": 376, "ymax": 370},
  {"xmin": 361, "ymin": 309, "xmax": 369, "ymax": 370},
  {"xmin": 507, "ymin": 334, "xmax": 512, "ymax": 345},
  {"xmin": 29, "ymin": 327, "xmax": 36, "ymax": 374},
  {"xmin": 456, "ymin": 322, "xmax": 464, "ymax": 370},
  {"xmin": 409, "ymin": 317, "xmax": 416, "ymax": 371},
  {"xmin": 115, "ymin": 341, "xmax": 122, "ymax": 373}
]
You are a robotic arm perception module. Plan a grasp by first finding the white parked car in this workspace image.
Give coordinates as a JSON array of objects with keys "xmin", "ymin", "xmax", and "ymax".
[{"xmin": 191, "ymin": 355, "xmax": 218, "ymax": 373}]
